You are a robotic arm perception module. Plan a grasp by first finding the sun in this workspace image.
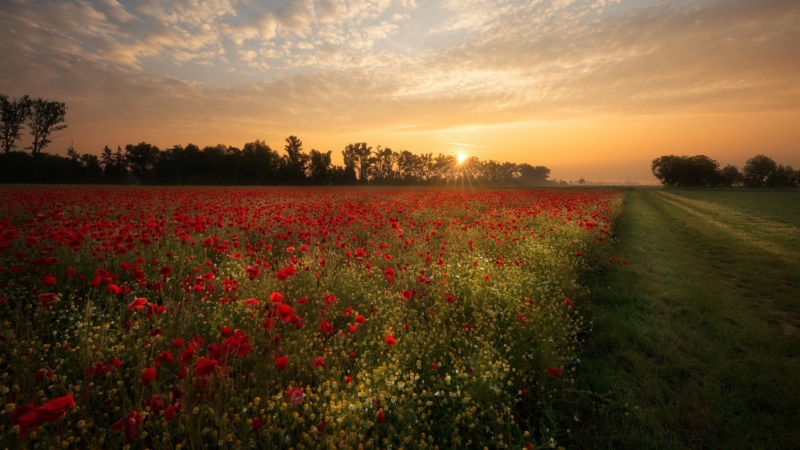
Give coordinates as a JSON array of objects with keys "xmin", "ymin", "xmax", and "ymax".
[{"xmin": 456, "ymin": 152, "xmax": 468, "ymax": 165}]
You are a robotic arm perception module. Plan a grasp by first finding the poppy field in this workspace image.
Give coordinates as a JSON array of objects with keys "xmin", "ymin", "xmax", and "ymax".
[{"xmin": 0, "ymin": 186, "xmax": 621, "ymax": 449}]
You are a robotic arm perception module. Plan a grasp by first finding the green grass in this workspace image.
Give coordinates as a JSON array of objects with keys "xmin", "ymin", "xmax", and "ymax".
[{"xmin": 573, "ymin": 188, "xmax": 800, "ymax": 449}]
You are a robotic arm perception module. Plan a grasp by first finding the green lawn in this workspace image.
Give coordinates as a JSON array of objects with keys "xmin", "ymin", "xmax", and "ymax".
[{"xmin": 574, "ymin": 188, "xmax": 800, "ymax": 449}]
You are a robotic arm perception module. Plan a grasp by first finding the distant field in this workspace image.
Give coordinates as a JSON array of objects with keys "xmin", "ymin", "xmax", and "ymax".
[{"xmin": 578, "ymin": 187, "xmax": 800, "ymax": 449}]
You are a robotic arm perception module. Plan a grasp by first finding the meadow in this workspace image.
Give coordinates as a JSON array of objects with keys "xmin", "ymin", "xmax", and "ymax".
[
  {"xmin": 0, "ymin": 186, "xmax": 621, "ymax": 449},
  {"xmin": 576, "ymin": 188, "xmax": 800, "ymax": 449}
]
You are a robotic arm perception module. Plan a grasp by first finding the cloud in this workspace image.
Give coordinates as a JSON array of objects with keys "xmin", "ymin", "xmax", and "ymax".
[{"xmin": 1, "ymin": 0, "xmax": 798, "ymax": 157}]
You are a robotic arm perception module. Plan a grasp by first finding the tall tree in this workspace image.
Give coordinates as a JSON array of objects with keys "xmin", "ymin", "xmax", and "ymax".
[
  {"xmin": 308, "ymin": 149, "xmax": 332, "ymax": 183},
  {"xmin": 27, "ymin": 98, "xmax": 67, "ymax": 156},
  {"xmin": 342, "ymin": 142, "xmax": 372, "ymax": 182},
  {"xmin": 743, "ymin": 154, "xmax": 778, "ymax": 187},
  {"xmin": 1, "ymin": 94, "xmax": 32, "ymax": 153},
  {"xmin": 518, "ymin": 163, "xmax": 551, "ymax": 185},
  {"xmin": 282, "ymin": 135, "xmax": 309, "ymax": 182},
  {"xmin": 125, "ymin": 142, "xmax": 160, "ymax": 183},
  {"xmin": 719, "ymin": 164, "xmax": 742, "ymax": 187}
]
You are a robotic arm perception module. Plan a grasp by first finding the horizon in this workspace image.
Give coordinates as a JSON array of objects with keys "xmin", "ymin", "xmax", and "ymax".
[{"xmin": 2, "ymin": 0, "xmax": 799, "ymax": 183}]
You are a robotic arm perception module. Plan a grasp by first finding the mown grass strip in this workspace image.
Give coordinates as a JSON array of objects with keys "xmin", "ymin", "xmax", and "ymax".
[{"xmin": 574, "ymin": 188, "xmax": 800, "ymax": 449}]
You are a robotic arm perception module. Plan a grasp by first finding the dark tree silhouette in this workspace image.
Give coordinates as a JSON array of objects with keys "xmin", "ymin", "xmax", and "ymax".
[
  {"xmin": 27, "ymin": 98, "xmax": 67, "ymax": 156},
  {"xmin": 1, "ymin": 94, "xmax": 32, "ymax": 153},
  {"xmin": 651, "ymin": 155, "xmax": 721, "ymax": 186},
  {"xmin": 719, "ymin": 164, "xmax": 742, "ymax": 187},
  {"xmin": 281, "ymin": 135, "xmax": 309, "ymax": 183},
  {"xmin": 125, "ymin": 142, "xmax": 160, "ymax": 183},
  {"xmin": 343, "ymin": 142, "xmax": 372, "ymax": 182},
  {"xmin": 308, "ymin": 149, "xmax": 333, "ymax": 183},
  {"xmin": 743, "ymin": 154, "xmax": 778, "ymax": 187}
]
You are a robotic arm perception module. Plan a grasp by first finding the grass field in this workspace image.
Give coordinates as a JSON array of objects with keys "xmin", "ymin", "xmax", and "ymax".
[{"xmin": 576, "ymin": 188, "xmax": 800, "ymax": 449}]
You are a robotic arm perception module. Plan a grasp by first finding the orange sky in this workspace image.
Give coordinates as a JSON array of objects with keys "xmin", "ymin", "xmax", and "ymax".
[{"xmin": 2, "ymin": 0, "xmax": 799, "ymax": 183}]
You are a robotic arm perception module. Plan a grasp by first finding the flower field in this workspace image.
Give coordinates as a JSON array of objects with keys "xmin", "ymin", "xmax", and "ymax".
[{"xmin": 0, "ymin": 187, "xmax": 621, "ymax": 449}]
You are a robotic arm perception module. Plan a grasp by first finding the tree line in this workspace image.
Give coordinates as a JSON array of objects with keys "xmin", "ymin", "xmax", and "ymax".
[
  {"xmin": 0, "ymin": 137, "xmax": 553, "ymax": 186},
  {"xmin": 651, "ymin": 154, "xmax": 799, "ymax": 187},
  {"xmin": 1, "ymin": 93, "xmax": 551, "ymax": 185}
]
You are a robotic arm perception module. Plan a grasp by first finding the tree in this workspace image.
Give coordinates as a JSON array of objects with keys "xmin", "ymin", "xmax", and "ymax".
[
  {"xmin": 719, "ymin": 164, "xmax": 742, "ymax": 187},
  {"xmin": 281, "ymin": 135, "xmax": 309, "ymax": 183},
  {"xmin": 518, "ymin": 164, "xmax": 550, "ymax": 185},
  {"xmin": 27, "ymin": 98, "xmax": 67, "ymax": 156},
  {"xmin": 1, "ymin": 94, "xmax": 32, "ymax": 153},
  {"xmin": 742, "ymin": 154, "xmax": 778, "ymax": 187},
  {"xmin": 308, "ymin": 149, "xmax": 332, "ymax": 183},
  {"xmin": 651, "ymin": 155, "xmax": 720, "ymax": 186},
  {"xmin": 125, "ymin": 142, "xmax": 160, "ymax": 183},
  {"xmin": 342, "ymin": 143, "xmax": 372, "ymax": 182},
  {"xmin": 241, "ymin": 140, "xmax": 281, "ymax": 183}
]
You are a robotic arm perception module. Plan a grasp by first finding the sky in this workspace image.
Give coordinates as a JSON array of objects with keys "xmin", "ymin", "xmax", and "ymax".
[{"xmin": 1, "ymin": 0, "xmax": 799, "ymax": 183}]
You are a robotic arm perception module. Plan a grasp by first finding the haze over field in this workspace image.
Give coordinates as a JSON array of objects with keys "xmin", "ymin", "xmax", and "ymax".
[{"xmin": 1, "ymin": 0, "xmax": 798, "ymax": 183}]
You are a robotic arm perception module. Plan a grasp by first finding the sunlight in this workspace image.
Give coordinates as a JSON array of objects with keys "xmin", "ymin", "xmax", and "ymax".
[{"xmin": 456, "ymin": 152, "xmax": 468, "ymax": 164}]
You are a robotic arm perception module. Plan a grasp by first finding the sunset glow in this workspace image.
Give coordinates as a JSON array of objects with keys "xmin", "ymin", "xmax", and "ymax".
[
  {"xmin": 1, "ymin": 0, "xmax": 798, "ymax": 183},
  {"xmin": 457, "ymin": 152, "xmax": 468, "ymax": 165}
]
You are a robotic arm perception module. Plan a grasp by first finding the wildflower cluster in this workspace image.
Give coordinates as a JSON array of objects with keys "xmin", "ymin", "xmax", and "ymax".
[{"xmin": 0, "ymin": 187, "xmax": 621, "ymax": 448}]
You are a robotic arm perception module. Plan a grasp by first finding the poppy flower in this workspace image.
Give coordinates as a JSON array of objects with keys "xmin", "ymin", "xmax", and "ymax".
[
  {"xmin": 14, "ymin": 394, "xmax": 76, "ymax": 440},
  {"xmin": 269, "ymin": 291, "xmax": 283, "ymax": 303},
  {"xmin": 286, "ymin": 387, "xmax": 304, "ymax": 404},
  {"xmin": 220, "ymin": 326, "xmax": 232, "ymax": 337},
  {"xmin": 376, "ymin": 409, "xmax": 385, "ymax": 424},
  {"xmin": 127, "ymin": 297, "xmax": 148, "ymax": 311},
  {"xmin": 547, "ymin": 366, "xmax": 562, "ymax": 378},
  {"xmin": 36, "ymin": 293, "xmax": 57, "ymax": 306},
  {"xmin": 311, "ymin": 356, "xmax": 325, "ymax": 368},
  {"xmin": 140, "ymin": 367, "xmax": 156, "ymax": 385},
  {"xmin": 278, "ymin": 304, "xmax": 293, "ymax": 321},
  {"xmin": 275, "ymin": 355, "xmax": 288, "ymax": 371},
  {"xmin": 252, "ymin": 417, "xmax": 262, "ymax": 431},
  {"xmin": 195, "ymin": 358, "xmax": 218, "ymax": 377},
  {"xmin": 385, "ymin": 334, "xmax": 397, "ymax": 347},
  {"xmin": 40, "ymin": 274, "xmax": 57, "ymax": 286},
  {"xmin": 110, "ymin": 411, "xmax": 142, "ymax": 444}
]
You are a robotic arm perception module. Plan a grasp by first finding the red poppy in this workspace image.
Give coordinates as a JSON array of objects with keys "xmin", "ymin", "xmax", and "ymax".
[
  {"xmin": 110, "ymin": 411, "xmax": 142, "ymax": 445},
  {"xmin": 14, "ymin": 394, "xmax": 76, "ymax": 440},
  {"xmin": 36, "ymin": 293, "xmax": 57, "ymax": 306},
  {"xmin": 547, "ymin": 366, "xmax": 562, "ymax": 378},
  {"xmin": 385, "ymin": 334, "xmax": 397, "ymax": 347},
  {"xmin": 140, "ymin": 367, "xmax": 156, "ymax": 385},
  {"xmin": 252, "ymin": 417, "xmax": 262, "ymax": 431},
  {"xmin": 220, "ymin": 326, "xmax": 232, "ymax": 337},
  {"xmin": 278, "ymin": 304, "xmax": 293, "ymax": 321},
  {"xmin": 40, "ymin": 274, "xmax": 57, "ymax": 286},
  {"xmin": 375, "ymin": 409, "xmax": 385, "ymax": 424},
  {"xmin": 269, "ymin": 291, "xmax": 283, "ymax": 303},
  {"xmin": 195, "ymin": 358, "xmax": 218, "ymax": 377},
  {"xmin": 287, "ymin": 387, "xmax": 304, "ymax": 404},
  {"xmin": 311, "ymin": 356, "xmax": 325, "ymax": 368},
  {"xmin": 275, "ymin": 355, "xmax": 288, "ymax": 371},
  {"xmin": 159, "ymin": 266, "xmax": 172, "ymax": 276}
]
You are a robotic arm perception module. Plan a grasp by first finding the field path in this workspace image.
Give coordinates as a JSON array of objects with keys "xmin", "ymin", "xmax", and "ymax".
[
  {"xmin": 656, "ymin": 191, "xmax": 799, "ymax": 262},
  {"xmin": 576, "ymin": 188, "xmax": 800, "ymax": 449}
]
